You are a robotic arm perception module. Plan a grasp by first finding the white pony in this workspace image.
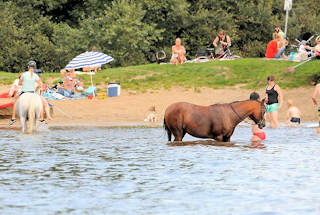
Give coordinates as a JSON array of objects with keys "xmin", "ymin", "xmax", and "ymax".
[{"xmin": 15, "ymin": 93, "xmax": 43, "ymax": 133}]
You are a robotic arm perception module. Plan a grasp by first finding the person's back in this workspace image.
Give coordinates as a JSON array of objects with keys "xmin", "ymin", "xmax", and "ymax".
[
  {"xmin": 266, "ymin": 40, "xmax": 278, "ymax": 58},
  {"xmin": 266, "ymin": 33, "xmax": 280, "ymax": 59},
  {"xmin": 286, "ymin": 99, "xmax": 302, "ymax": 125},
  {"xmin": 21, "ymin": 71, "xmax": 39, "ymax": 93}
]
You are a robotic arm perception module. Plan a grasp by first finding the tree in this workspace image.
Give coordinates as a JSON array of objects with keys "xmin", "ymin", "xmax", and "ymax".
[{"xmin": 81, "ymin": 0, "xmax": 163, "ymax": 66}]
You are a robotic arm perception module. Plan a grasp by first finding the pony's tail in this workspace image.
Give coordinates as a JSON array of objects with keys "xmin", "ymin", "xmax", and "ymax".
[
  {"xmin": 27, "ymin": 97, "xmax": 35, "ymax": 133},
  {"xmin": 163, "ymin": 118, "xmax": 172, "ymax": 142}
]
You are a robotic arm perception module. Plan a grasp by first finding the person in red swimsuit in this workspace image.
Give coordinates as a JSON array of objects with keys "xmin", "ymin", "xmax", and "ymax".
[
  {"xmin": 249, "ymin": 92, "xmax": 266, "ymax": 143},
  {"xmin": 266, "ymin": 33, "xmax": 281, "ymax": 59}
]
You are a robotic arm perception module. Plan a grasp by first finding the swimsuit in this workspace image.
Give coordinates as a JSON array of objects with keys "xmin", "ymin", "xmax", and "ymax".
[
  {"xmin": 290, "ymin": 117, "xmax": 301, "ymax": 124},
  {"xmin": 265, "ymin": 85, "xmax": 279, "ymax": 112},
  {"xmin": 253, "ymin": 132, "xmax": 266, "ymax": 140},
  {"xmin": 171, "ymin": 53, "xmax": 178, "ymax": 59}
]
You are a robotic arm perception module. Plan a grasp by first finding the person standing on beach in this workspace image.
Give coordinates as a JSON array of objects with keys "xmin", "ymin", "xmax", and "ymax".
[
  {"xmin": 312, "ymin": 82, "xmax": 320, "ymax": 133},
  {"xmin": 265, "ymin": 75, "xmax": 283, "ymax": 128}
]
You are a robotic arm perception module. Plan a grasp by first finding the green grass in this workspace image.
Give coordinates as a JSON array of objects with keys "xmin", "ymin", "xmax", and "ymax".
[{"xmin": 1, "ymin": 58, "xmax": 320, "ymax": 91}]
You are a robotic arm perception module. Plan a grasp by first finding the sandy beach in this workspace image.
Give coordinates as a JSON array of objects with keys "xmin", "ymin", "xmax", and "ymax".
[{"xmin": 0, "ymin": 85, "xmax": 318, "ymax": 127}]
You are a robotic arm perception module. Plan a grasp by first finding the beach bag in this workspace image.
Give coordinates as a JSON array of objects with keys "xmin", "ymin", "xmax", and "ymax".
[{"xmin": 85, "ymin": 86, "xmax": 96, "ymax": 95}]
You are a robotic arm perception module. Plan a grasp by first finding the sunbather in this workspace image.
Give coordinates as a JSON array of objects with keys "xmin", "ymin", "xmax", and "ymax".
[{"xmin": 170, "ymin": 38, "xmax": 186, "ymax": 65}]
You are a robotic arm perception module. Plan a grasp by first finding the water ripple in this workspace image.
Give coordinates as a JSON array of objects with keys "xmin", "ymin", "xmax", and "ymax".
[{"xmin": 0, "ymin": 127, "xmax": 319, "ymax": 214}]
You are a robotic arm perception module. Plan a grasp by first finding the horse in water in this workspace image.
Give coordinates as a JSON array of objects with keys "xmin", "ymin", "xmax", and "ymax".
[
  {"xmin": 164, "ymin": 100, "xmax": 266, "ymax": 142},
  {"xmin": 15, "ymin": 93, "xmax": 43, "ymax": 133}
]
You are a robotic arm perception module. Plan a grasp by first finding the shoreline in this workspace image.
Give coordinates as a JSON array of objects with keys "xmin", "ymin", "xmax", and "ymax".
[
  {"xmin": 1, "ymin": 86, "xmax": 319, "ymax": 126},
  {"xmin": 1, "ymin": 121, "xmax": 318, "ymax": 130}
]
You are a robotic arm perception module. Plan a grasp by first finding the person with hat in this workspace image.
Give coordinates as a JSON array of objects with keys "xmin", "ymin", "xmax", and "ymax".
[{"xmin": 9, "ymin": 61, "xmax": 41, "ymax": 125}]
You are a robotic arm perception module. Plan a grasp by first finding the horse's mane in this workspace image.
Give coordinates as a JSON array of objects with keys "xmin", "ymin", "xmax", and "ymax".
[
  {"xmin": 230, "ymin": 99, "xmax": 261, "ymax": 104},
  {"xmin": 211, "ymin": 99, "xmax": 260, "ymax": 106}
]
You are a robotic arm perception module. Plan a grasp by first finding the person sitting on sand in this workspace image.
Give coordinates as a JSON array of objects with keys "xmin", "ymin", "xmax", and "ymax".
[
  {"xmin": 170, "ymin": 38, "xmax": 186, "ymax": 65},
  {"xmin": 286, "ymin": 99, "xmax": 302, "ymax": 126},
  {"xmin": 63, "ymin": 70, "xmax": 75, "ymax": 96},
  {"xmin": 249, "ymin": 92, "xmax": 266, "ymax": 143}
]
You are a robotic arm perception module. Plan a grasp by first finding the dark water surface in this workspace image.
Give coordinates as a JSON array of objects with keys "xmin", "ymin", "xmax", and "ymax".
[{"xmin": 0, "ymin": 125, "xmax": 320, "ymax": 215}]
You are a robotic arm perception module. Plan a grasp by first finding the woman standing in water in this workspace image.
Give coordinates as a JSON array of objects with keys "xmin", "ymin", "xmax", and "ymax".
[{"xmin": 265, "ymin": 75, "xmax": 283, "ymax": 128}]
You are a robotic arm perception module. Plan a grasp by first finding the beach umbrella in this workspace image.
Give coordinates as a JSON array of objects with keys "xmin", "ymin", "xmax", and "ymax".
[
  {"xmin": 65, "ymin": 51, "xmax": 114, "ymax": 87},
  {"xmin": 65, "ymin": 51, "xmax": 114, "ymax": 70}
]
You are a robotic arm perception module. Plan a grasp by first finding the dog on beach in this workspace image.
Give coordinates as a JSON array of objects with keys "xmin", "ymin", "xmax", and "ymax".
[{"xmin": 144, "ymin": 105, "xmax": 157, "ymax": 122}]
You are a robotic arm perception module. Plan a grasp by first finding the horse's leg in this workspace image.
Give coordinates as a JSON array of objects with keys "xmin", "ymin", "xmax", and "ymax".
[
  {"xmin": 182, "ymin": 129, "xmax": 187, "ymax": 139},
  {"xmin": 35, "ymin": 111, "xmax": 40, "ymax": 131},
  {"xmin": 223, "ymin": 136, "xmax": 231, "ymax": 142},
  {"xmin": 215, "ymin": 135, "xmax": 223, "ymax": 142},
  {"xmin": 171, "ymin": 127, "xmax": 184, "ymax": 141},
  {"xmin": 20, "ymin": 117, "xmax": 26, "ymax": 133}
]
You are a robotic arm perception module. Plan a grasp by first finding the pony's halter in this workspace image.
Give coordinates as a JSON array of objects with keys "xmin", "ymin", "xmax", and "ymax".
[
  {"xmin": 256, "ymin": 105, "xmax": 265, "ymax": 128},
  {"xmin": 230, "ymin": 104, "xmax": 243, "ymax": 121},
  {"xmin": 230, "ymin": 102, "xmax": 264, "ymax": 126}
]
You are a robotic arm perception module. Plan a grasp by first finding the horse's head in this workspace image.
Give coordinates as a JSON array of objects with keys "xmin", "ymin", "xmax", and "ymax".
[{"xmin": 249, "ymin": 99, "xmax": 266, "ymax": 129}]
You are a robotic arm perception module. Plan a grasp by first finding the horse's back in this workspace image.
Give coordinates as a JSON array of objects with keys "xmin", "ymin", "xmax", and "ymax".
[{"xmin": 16, "ymin": 93, "xmax": 42, "ymax": 115}]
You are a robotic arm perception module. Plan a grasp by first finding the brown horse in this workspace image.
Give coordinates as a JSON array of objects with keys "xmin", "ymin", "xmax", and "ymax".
[{"xmin": 164, "ymin": 100, "xmax": 266, "ymax": 142}]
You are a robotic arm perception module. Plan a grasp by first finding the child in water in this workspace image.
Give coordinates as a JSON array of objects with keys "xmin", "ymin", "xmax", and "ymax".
[
  {"xmin": 286, "ymin": 99, "xmax": 302, "ymax": 127},
  {"xmin": 249, "ymin": 92, "xmax": 266, "ymax": 143}
]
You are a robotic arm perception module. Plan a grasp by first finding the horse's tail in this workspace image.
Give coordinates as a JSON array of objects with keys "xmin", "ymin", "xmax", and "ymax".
[
  {"xmin": 163, "ymin": 118, "xmax": 172, "ymax": 141},
  {"xmin": 27, "ymin": 96, "xmax": 35, "ymax": 133}
]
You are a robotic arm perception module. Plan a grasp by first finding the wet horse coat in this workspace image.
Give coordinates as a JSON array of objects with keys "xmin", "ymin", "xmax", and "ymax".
[
  {"xmin": 164, "ymin": 100, "xmax": 265, "ymax": 142},
  {"xmin": 16, "ymin": 93, "xmax": 42, "ymax": 133}
]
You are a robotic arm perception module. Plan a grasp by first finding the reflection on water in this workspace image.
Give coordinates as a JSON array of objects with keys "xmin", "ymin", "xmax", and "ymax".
[{"xmin": 0, "ymin": 126, "xmax": 320, "ymax": 214}]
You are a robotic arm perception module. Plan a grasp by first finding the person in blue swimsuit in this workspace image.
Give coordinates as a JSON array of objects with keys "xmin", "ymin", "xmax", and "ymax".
[{"xmin": 265, "ymin": 75, "xmax": 283, "ymax": 128}]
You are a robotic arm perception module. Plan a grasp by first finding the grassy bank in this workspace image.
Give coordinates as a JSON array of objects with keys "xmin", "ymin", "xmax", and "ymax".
[{"xmin": 1, "ymin": 58, "xmax": 319, "ymax": 91}]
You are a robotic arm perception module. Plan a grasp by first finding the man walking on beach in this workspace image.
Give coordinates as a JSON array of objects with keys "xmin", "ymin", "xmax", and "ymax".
[{"xmin": 312, "ymin": 83, "xmax": 320, "ymax": 133}]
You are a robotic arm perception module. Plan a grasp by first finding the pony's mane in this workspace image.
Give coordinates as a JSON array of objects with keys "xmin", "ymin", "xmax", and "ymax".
[
  {"xmin": 230, "ymin": 99, "xmax": 260, "ymax": 104},
  {"xmin": 210, "ymin": 99, "xmax": 261, "ymax": 106}
]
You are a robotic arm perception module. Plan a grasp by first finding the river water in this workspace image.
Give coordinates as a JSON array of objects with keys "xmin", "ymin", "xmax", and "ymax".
[{"xmin": 0, "ymin": 125, "xmax": 319, "ymax": 215}]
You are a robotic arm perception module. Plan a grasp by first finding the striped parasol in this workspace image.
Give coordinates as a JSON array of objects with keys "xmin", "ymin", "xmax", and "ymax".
[{"xmin": 65, "ymin": 51, "xmax": 114, "ymax": 69}]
